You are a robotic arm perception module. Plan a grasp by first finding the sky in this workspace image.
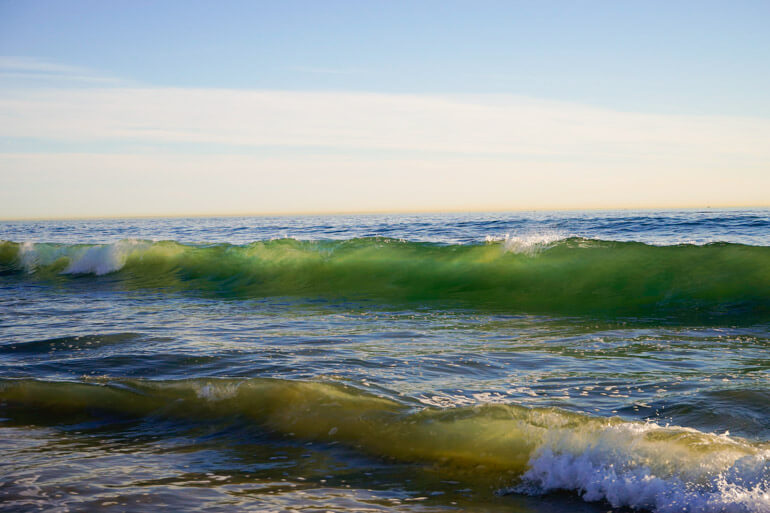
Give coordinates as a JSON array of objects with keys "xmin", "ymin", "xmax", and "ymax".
[{"xmin": 1, "ymin": 1, "xmax": 769, "ymax": 219}]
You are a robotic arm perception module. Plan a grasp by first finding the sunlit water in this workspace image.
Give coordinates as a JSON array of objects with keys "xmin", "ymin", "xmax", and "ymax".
[{"xmin": 1, "ymin": 209, "xmax": 769, "ymax": 512}]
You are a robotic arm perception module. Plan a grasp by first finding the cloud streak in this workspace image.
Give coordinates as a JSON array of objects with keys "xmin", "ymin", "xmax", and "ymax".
[
  {"xmin": 0, "ymin": 56, "xmax": 122, "ymax": 84},
  {"xmin": 1, "ymin": 87, "xmax": 769, "ymax": 161}
]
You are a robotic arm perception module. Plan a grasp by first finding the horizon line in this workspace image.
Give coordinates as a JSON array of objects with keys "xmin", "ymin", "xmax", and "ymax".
[{"xmin": 2, "ymin": 203, "xmax": 769, "ymax": 223}]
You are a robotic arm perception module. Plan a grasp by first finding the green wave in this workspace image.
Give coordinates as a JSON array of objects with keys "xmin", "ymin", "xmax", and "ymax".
[
  {"xmin": 1, "ymin": 377, "xmax": 767, "ymax": 512},
  {"xmin": 0, "ymin": 377, "xmax": 763, "ymax": 476},
  {"xmin": 2, "ymin": 238, "xmax": 769, "ymax": 319}
]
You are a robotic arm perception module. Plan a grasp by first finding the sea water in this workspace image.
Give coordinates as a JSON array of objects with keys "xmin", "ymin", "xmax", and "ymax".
[{"xmin": 1, "ymin": 209, "xmax": 768, "ymax": 512}]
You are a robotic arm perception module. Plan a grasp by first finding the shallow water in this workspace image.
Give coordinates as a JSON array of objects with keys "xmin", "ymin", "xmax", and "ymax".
[{"xmin": 1, "ymin": 209, "xmax": 769, "ymax": 512}]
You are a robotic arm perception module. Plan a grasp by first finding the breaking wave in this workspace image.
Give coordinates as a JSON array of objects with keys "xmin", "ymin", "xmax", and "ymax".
[
  {"xmin": 2, "ymin": 237, "xmax": 770, "ymax": 320},
  {"xmin": 1, "ymin": 378, "xmax": 767, "ymax": 512}
]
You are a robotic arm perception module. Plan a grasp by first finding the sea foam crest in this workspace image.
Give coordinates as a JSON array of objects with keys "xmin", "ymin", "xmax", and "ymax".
[
  {"xmin": 63, "ymin": 240, "xmax": 146, "ymax": 275},
  {"xmin": 18, "ymin": 240, "xmax": 147, "ymax": 275},
  {"xmin": 513, "ymin": 422, "xmax": 770, "ymax": 513},
  {"xmin": 485, "ymin": 231, "xmax": 567, "ymax": 255},
  {"xmin": 194, "ymin": 381, "xmax": 242, "ymax": 401},
  {"xmin": 18, "ymin": 241, "xmax": 43, "ymax": 272}
]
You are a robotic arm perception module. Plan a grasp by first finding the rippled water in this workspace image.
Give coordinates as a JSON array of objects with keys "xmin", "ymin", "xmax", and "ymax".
[{"xmin": 1, "ymin": 209, "xmax": 769, "ymax": 513}]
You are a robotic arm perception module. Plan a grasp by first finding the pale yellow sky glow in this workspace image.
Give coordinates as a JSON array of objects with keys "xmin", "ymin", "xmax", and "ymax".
[{"xmin": 2, "ymin": 87, "xmax": 769, "ymax": 219}]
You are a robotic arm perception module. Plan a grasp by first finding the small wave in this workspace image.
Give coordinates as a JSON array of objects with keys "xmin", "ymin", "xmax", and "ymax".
[
  {"xmin": 0, "ymin": 333, "xmax": 142, "ymax": 354},
  {"xmin": 1, "ymin": 378, "xmax": 767, "ymax": 512}
]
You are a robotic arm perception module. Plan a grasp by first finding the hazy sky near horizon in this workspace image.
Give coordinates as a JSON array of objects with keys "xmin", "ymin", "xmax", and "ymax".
[{"xmin": 1, "ymin": 1, "xmax": 769, "ymax": 219}]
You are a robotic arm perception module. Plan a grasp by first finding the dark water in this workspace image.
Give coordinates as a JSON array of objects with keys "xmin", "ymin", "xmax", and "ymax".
[{"xmin": 1, "ymin": 209, "xmax": 768, "ymax": 512}]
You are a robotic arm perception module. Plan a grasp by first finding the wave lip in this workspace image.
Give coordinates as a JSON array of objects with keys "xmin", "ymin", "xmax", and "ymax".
[
  {"xmin": 0, "ymin": 378, "xmax": 768, "ymax": 512},
  {"xmin": 62, "ymin": 239, "xmax": 148, "ymax": 275},
  {"xmin": 485, "ymin": 230, "xmax": 568, "ymax": 255}
]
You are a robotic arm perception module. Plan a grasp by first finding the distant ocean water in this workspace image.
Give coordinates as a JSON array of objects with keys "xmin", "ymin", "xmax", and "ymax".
[{"xmin": 1, "ymin": 209, "xmax": 768, "ymax": 513}]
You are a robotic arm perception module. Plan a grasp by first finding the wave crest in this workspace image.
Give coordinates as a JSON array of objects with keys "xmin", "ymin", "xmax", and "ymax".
[{"xmin": 485, "ymin": 231, "xmax": 568, "ymax": 255}]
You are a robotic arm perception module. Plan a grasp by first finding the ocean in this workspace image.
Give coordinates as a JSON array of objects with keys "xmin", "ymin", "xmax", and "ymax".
[{"xmin": 0, "ymin": 209, "xmax": 768, "ymax": 513}]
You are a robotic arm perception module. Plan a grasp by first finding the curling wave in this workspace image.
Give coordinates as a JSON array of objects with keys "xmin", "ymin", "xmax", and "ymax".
[{"xmin": 1, "ymin": 238, "xmax": 769, "ymax": 319}]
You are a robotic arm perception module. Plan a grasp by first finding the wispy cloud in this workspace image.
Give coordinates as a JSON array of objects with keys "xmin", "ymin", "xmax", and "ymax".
[
  {"xmin": 0, "ymin": 56, "xmax": 89, "ymax": 74},
  {"xmin": 1, "ymin": 86, "xmax": 769, "ymax": 161},
  {"xmin": 288, "ymin": 65, "xmax": 364, "ymax": 74},
  {"xmin": 0, "ymin": 56, "xmax": 123, "ymax": 84}
]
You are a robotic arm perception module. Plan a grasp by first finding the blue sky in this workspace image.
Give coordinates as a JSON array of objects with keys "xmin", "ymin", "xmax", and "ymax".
[
  {"xmin": 3, "ymin": 1, "xmax": 769, "ymax": 114},
  {"xmin": 1, "ymin": 1, "xmax": 769, "ymax": 218}
]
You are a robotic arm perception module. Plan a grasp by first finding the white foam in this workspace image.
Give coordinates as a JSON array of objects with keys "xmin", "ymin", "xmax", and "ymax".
[
  {"xmin": 485, "ymin": 231, "xmax": 568, "ymax": 255},
  {"xmin": 512, "ymin": 421, "xmax": 770, "ymax": 512},
  {"xmin": 62, "ymin": 240, "xmax": 146, "ymax": 275},
  {"xmin": 16, "ymin": 239, "xmax": 147, "ymax": 275},
  {"xmin": 17, "ymin": 241, "xmax": 41, "ymax": 272},
  {"xmin": 195, "ymin": 382, "xmax": 242, "ymax": 401}
]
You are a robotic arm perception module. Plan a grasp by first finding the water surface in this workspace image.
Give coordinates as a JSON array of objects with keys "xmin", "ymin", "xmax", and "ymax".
[{"xmin": 1, "ymin": 209, "xmax": 768, "ymax": 512}]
